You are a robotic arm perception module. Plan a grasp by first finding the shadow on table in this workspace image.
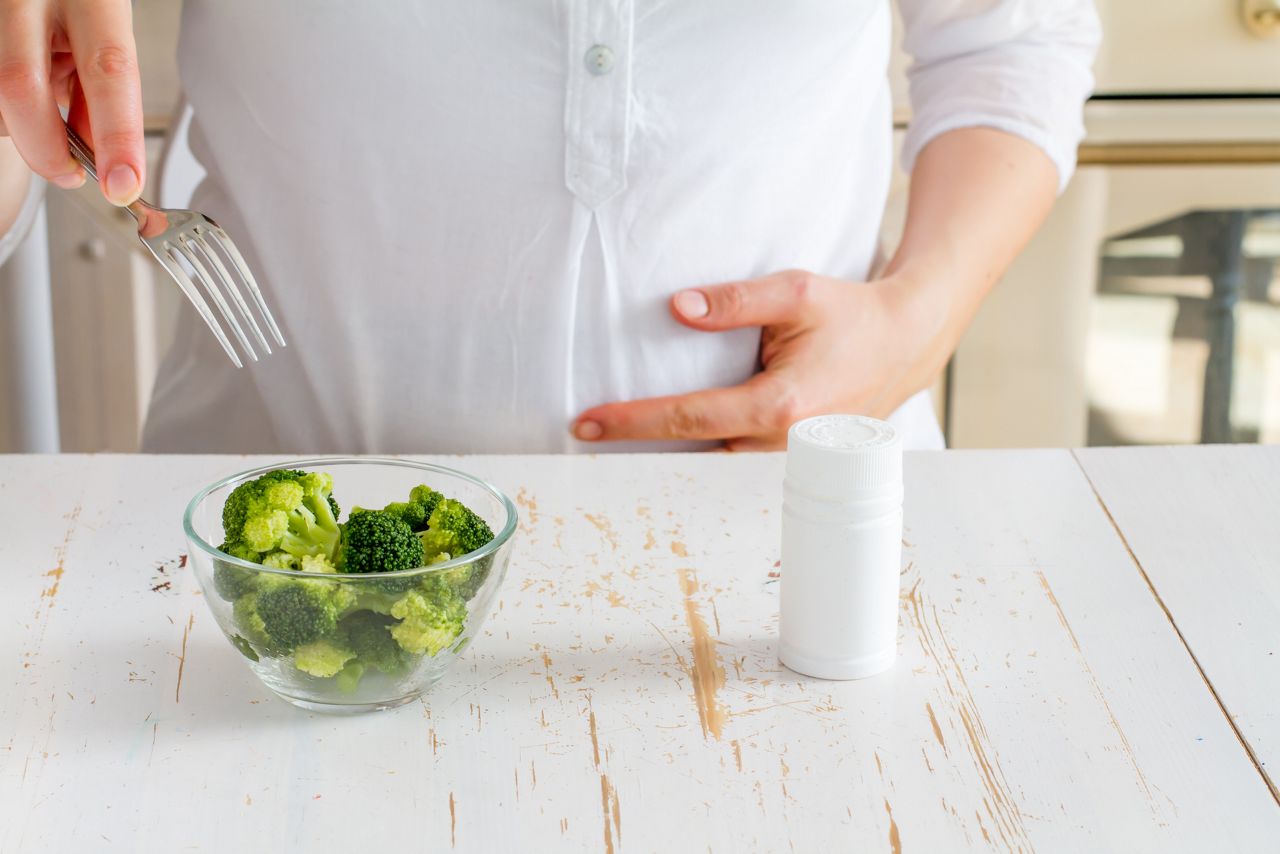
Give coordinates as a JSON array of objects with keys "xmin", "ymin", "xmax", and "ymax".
[
  {"xmin": 428, "ymin": 628, "xmax": 814, "ymax": 712},
  {"xmin": 33, "ymin": 623, "xmax": 836, "ymax": 733}
]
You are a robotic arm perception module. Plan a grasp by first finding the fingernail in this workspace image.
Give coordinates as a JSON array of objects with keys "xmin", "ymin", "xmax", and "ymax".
[
  {"xmin": 104, "ymin": 164, "xmax": 140, "ymax": 205},
  {"xmin": 51, "ymin": 171, "xmax": 85, "ymax": 190},
  {"xmin": 574, "ymin": 420, "xmax": 603, "ymax": 441},
  {"xmin": 674, "ymin": 290, "xmax": 709, "ymax": 319}
]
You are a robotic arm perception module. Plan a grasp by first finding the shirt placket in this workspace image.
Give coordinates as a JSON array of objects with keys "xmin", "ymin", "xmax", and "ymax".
[{"xmin": 564, "ymin": 0, "xmax": 634, "ymax": 209}]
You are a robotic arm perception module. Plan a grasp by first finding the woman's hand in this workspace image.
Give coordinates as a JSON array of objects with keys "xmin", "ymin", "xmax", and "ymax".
[
  {"xmin": 572, "ymin": 270, "xmax": 946, "ymax": 451},
  {"xmin": 0, "ymin": 0, "xmax": 144, "ymax": 204},
  {"xmin": 571, "ymin": 128, "xmax": 1061, "ymax": 451}
]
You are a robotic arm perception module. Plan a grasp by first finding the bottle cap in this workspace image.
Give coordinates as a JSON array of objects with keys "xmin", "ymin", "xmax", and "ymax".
[{"xmin": 785, "ymin": 414, "xmax": 902, "ymax": 501}]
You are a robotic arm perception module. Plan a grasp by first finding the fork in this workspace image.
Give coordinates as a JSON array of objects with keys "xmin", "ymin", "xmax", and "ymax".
[{"xmin": 65, "ymin": 126, "xmax": 285, "ymax": 368}]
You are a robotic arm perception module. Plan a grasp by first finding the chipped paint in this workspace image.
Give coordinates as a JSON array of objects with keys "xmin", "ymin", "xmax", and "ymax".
[
  {"xmin": 516, "ymin": 487, "xmax": 541, "ymax": 528},
  {"xmin": 902, "ymin": 579, "xmax": 1034, "ymax": 850},
  {"xmin": 41, "ymin": 566, "xmax": 64, "ymax": 603},
  {"xmin": 1036, "ymin": 570, "xmax": 1156, "ymax": 806},
  {"xmin": 583, "ymin": 513, "xmax": 620, "ymax": 550},
  {"xmin": 678, "ymin": 569, "xmax": 727, "ymax": 740},
  {"xmin": 35, "ymin": 504, "xmax": 80, "ymax": 622},
  {"xmin": 588, "ymin": 702, "xmax": 622, "ymax": 853},
  {"xmin": 589, "ymin": 706, "xmax": 602, "ymax": 767},
  {"xmin": 600, "ymin": 775, "xmax": 621, "ymax": 854},
  {"xmin": 926, "ymin": 702, "xmax": 948, "ymax": 753},
  {"xmin": 542, "ymin": 650, "xmax": 559, "ymax": 700},
  {"xmin": 449, "ymin": 792, "xmax": 457, "ymax": 847},
  {"xmin": 884, "ymin": 799, "xmax": 902, "ymax": 854},
  {"xmin": 174, "ymin": 612, "xmax": 194, "ymax": 703},
  {"xmin": 670, "ymin": 540, "xmax": 688, "ymax": 557}
]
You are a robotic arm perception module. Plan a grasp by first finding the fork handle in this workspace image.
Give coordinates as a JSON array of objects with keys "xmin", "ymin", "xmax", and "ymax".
[
  {"xmin": 65, "ymin": 126, "xmax": 99, "ymax": 183},
  {"xmin": 65, "ymin": 125, "xmax": 152, "ymax": 224}
]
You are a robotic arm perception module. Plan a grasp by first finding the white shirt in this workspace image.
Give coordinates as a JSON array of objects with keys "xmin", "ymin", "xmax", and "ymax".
[{"xmin": 141, "ymin": 0, "xmax": 1099, "ymax": 454}]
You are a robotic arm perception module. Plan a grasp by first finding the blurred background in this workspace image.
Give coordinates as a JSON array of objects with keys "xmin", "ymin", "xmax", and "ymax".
[{"xmin": 1, "ymin": 0, "xmax": 1278, "ymax": 453}]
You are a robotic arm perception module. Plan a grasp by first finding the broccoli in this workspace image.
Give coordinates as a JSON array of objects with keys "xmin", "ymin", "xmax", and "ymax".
[
  {"xmin": 232, "ymin": 591, "xmax": 271, "ymax": 648},
  {"xmin": 419, "ymin": 498, "xmax": 494, "ymax": 560},
  {"xmin": 412, "ymin": 498, "xmax": 495, "ymax": 600},
  {"xmin": 219, "ymin": 540, "xmax": 260, "ymax": 562},
  {"xmin": 409, "ymin": 485, "xmax": 445, "ymax": 526},
  {"xmin": 343, "ymin": 610, "xmax": 413, "ymax": 675},
  {"xmin": 335, "ymin": 510, "xmax": 424, "ymax": 592},
  {"xmin": 335, "ymin": 661, "xmax": 366, "ymax": 694},
  {"xmin": 254, "ymin": 577, "xmax": 356, "ymax": 650},
  {"xmin": 219, "ymin": 469, "xmax": 341, "ymax": 563},
  {"xmin": 230, "ymin": 634, "xmax": 259, "ymax": 662},
  {"xmin": 434, "ymin": 555, "xmax": 493, "ymax": 602},
  {"xmin": 389, "ymin": 583, "xmax": 467, "ymax": 656},
  {"xmin": 261, "ymin": 551, "xmax": 298, "ymax": 570},
  {"xmin": 380, "ymin": 500, "xmax": 428, "ymax": 531},
  {"xmin": 351, "ymin": 588, "xmax": 403, "ymax": 615},
  {"xmin": 300, "ymin": 553, "xmax": 338, "ymax": 574},
  {"xmin": 294, "ymin": 637, "xmax": 357, "ymax": 678},
  {"xmin": 338, "ymin": 510, "xmax": 424, "ymax": 574},
  {"xmin": 351, "ymin": 484, "xmax": 441, "ymax": 532},
  {"xmin": 213, "ymin": 558, "xmax": 256, "ymax": 601},
  {"xmin": 214, "ymin": 470, "xmax": 495, "ymax": 690}
]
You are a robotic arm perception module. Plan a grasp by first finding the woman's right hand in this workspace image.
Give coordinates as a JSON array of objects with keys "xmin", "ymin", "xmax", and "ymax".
[{"xmin": 0, "ymin": 0, "xmax": 144, "ymax": 205}]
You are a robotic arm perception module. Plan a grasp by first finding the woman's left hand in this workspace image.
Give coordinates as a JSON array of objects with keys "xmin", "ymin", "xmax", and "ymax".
[{"xmin": 570, "ymin": 269, "xmax": 943, "ymax": 451}]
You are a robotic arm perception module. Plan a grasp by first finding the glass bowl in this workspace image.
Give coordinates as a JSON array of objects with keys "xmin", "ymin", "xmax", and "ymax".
[{"xmin": 184, "ymin": 457, "xmax": 517, "ymax": 713}]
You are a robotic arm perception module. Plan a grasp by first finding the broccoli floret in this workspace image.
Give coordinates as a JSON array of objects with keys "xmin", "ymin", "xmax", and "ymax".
[
  {"xmin": 343, "ymin": 611, "xmax": 413, "ymax": 675},
  {"xmin": 230, "ymin": 634, "xmax": 259, "ymax": 662},
  {"xmin": 261, "ymin": 551, "xmax": 298, "ymax": 570},
  {"xmin": 389, "ymin": 584, "xmax": 467, "ymax": 656},
  {"xmin": 242, "ymin": 510, "xmax": 289, "ymax": 553},
  {"xmin": 220, "ymin": 469, "xmax": 342, "ymax": 563},
  {"xmin": 433, "ymin": 555, "xmax": 493, "ymax": 602},
  {"xmin": 221, "ymin": 469, "xmax": 300, "ymax": 542},
  {"xmin": 338, "ymin": 510, "xmax": 425, "ymax": 574},
  {"xmin": 336, "ymin": 510, "xmax": 424, "ymax": 593},
  {"xmin": 254, "ymin": 577, "xmax": 355, "ymax": 649},
  {"xmin": 335, "ymin": 661, "xmax": 366, "ymax": 693},
  {"xmin": 213, "ymin": 557, "xmax": 256, "ymax": 601},
  {"xmin": 381, "ymin": 500, "xmax": 428, "ymax": 531},
  {"xmin": 219, "ymin": 540, "xmax": 260, "ymax": 562},
  {"xmin": 232, "ymin": 592, "xmax": 271, "ymax": 647},
  {"xmin": 294, "ymin": 637, "xmax": 356, "ymax": 677},
  {"xmin": 419, "ymin": 498, "xmax": 494, "ymax": 560},
  {"xmin": 359, "ymin": 485, "xmax": 443, "ymax": 532},
  {"xmin": 351, "ymin": 589, "xmax": 403, "ymax": 615},
  {"xmin": 408, "ymin": 486, "xmax": 445, "ymax": 525},
  {"xmin": 301, "ymin": 553, "xmax": 338, "ymax": 574}
]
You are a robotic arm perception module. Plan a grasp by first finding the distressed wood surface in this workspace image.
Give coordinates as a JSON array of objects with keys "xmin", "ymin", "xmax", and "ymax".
[
  {"xmin": 2, "ymin": 451, "xmax": 1278, "ymax": 852},
  {"xmin": 1075, "ymin": 445, "xmax": 1280, "ymax": 804}
]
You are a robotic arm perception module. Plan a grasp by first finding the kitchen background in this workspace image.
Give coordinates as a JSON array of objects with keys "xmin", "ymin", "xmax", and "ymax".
[{"xmin": 0, "ymin": 0, "xmax": 1277, "ymax": 453}]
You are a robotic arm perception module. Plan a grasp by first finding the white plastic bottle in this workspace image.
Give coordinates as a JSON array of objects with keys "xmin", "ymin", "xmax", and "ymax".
[{"xmin": 779, "ymin": 414, "xmax": 904, "ymax": 680}]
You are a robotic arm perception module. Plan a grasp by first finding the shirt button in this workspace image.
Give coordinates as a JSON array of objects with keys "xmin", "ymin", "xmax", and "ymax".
[{"xmin": 584, "ymin": 44, "xmax": 615, "ymax": 76}]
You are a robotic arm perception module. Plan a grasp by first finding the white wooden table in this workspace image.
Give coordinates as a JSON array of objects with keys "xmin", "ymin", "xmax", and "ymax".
[{"xmin": 2, "ymin": 449, "xmax": 1278, "ymax": 852}]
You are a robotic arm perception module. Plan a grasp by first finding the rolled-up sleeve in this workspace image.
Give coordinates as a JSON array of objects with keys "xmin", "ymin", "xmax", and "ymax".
[{"xmin": 898, "ymin": 0, "xmax": 1101, "ymax": 193}]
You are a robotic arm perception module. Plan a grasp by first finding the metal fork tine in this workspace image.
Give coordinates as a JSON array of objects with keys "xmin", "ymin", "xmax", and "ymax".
[
  {"xmin": 149, "ymin": 246, "xmax": 244, "ymax": 369},
  {"xmin": 208, "ymin": 227, "xmax": 286, "ymax": 347},
  {"xmin": 187, "ymin": 232, "xmax": 271, "ymax": 356},
  {"xmin": 172, "ymin": 241, "xmax": 257, "ymax": 362}
]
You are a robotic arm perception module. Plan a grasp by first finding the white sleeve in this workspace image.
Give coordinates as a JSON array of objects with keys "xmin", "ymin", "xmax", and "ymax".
[
  {"xmin": 897, "ymin": 0, "xmax": 1101, "ymax": 193},
  {"xmin": 0, "ymin": 173, "xmax": 44, "ymax": 267}
]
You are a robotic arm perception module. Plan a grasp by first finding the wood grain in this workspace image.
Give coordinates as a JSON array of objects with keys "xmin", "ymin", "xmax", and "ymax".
[
  {"xmin": 1076, "ymin": 445, "xmax": 1280, "ymax": 803},
  {"xmin": 1, "ymin": 451, "xmax": 1277, "ymax": 851}
]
